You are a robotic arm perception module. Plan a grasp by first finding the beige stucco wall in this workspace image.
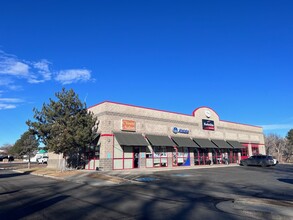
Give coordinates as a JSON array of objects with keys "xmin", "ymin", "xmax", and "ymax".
[
  {"xmin": 47, "ymin": 152, "xmax": 66, "ymax": 170},
  {"xmin": 89, "ymin": 102, "xmax": 265, "ymax": 145}
]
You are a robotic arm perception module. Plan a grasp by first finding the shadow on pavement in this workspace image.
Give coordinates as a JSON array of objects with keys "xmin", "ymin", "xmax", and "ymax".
[
  {"xmin": 0, "ymin": 190, "xmax": 20, "ymax": 195},
  {"xmin": 10, "ymin": 195, "xmax": 69, "ymax": 219},
  {"xmin": 0, "ymin": 171, "xmax": 32, "ymax": 178},
  {"xmin": 1, "ymin": 164, "xmax": 292, "ymax": 219},
  {"xmin": 278, "ymin": 178, "xmax": 293, "ymax": 184}
]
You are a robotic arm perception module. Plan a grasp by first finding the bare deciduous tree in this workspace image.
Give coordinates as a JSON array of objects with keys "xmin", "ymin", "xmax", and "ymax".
[
  {"xmin": 284, "ymin": 129, "xmax": 293, "ymax": 162},
  {"xmin": 265, "ymin": 134, "xmax": 286, "ymax": 163}
]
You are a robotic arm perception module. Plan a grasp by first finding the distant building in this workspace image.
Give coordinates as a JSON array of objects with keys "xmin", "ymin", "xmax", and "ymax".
[
  {"xmin": 0, "ymin": 149, "xmax": 7, "ymax": 154},
  {"xmin": 23, "ymin": 149, "xmax": 48, "ymax": 162}
]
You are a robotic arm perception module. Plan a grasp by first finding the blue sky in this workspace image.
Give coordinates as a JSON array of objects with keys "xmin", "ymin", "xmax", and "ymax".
[{"xmin": 1, "ymin": 0, "xmax": 293, "ymax": 146}]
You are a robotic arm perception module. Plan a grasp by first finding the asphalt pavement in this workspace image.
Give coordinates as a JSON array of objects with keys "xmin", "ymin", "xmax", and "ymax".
[{"xmin": 1, "ymin": 162, "xmax": 293, "ymax": 219}]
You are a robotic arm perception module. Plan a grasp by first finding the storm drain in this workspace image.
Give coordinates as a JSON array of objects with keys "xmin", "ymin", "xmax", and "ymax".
[{"xmin": 135, "ymin": 177, "xmax": 158, "ymax": 182}]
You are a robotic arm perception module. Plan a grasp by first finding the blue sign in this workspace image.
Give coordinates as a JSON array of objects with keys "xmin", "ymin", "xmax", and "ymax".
[{"xmin": 173, "ymin": 127, "xmax": 189, "ymax": 134}]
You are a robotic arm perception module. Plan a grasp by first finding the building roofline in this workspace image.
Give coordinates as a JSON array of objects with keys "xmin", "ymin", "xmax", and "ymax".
[
  {"xmin": 88, "ymin": 101, "xmax": 262, "ymax": 129},
  {"xmin": 192, "ymin": 106, "xmax": 221, "ymax": 119},
  {"xmin": 88, "ymin": 101, "xmax": 191, "ymax": 117}
]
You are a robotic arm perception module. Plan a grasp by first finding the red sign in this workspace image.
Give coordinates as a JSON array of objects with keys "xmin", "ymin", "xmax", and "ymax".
[
  {"xmin": 121, "ymin": 119, "xmax": 136, "ymax": 131},
  {"xmin": 202, "ymin": 119, "xmax": 215, "ymax": 131}
]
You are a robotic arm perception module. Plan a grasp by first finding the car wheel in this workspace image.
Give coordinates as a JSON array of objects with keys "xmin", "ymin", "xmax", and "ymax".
[
  {"xmin": 242, "ymin": 161, "xmax": 247, "ymax": 166},
  {"xmin": 261, "ymin": 162, "xmax": 266, "ymax": 167}
]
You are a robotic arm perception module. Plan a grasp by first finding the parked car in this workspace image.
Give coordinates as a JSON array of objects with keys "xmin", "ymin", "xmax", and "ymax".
[
  {"xmin": 8, "ymin": 155, "xmax": 14, "ymax": 161},
  {"xmin": 0, "ymin": 155, "xmax": 6, "ymax": 161},
  {"xmin": 0, "ymin": 155, "xmax": 14, "ymax": 161},
  {"xmin": 240, "ymin": 155, "xmax": 275, "ymax": 167},
  {"xmin": 272, "ymin": 157, "xmax": 278, "ymax": 166},
  {"xmin": 37, "ymin": 155, "xmax": 48, "ymax": 164}
]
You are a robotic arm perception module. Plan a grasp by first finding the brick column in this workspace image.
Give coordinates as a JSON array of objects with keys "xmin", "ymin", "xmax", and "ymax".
[
  {"xmin": 237, "ymin": 152, "xmax": 241, "ymax": 164},
  {"xmin": 208, "ymin": 152, "xmax": 213, "ymax": 165},
  {"xmin": 139, "ymin": 152, "xmax": 146, "ymax": 168},
  {"xmin": 248, "ymin": 143, "xmax": 252, "ymax": 157},
  {"xmin": 189, "ymin": 149, "xmax": 194, "ymax": 166},
  {"xmin": 167, "ymin": 151, "xmax": 173, "ymax": 167},
  {"xmin": 99, "ymin": 135, "xmax": 114, "ymax": 171}
]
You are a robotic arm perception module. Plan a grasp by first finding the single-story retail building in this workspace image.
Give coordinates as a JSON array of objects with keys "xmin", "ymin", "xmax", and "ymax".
[{"xmin": 83, "ymin": 101, "xmax": 265, "ymax": 171}]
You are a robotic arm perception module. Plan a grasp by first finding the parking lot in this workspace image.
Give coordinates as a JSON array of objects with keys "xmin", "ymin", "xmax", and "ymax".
[{"xmin": 1, "ymin": 163, "xmax": 292, "ymax": 219}]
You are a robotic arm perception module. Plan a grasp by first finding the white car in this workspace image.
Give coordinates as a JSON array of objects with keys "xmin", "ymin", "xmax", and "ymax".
[
  {"xmin": 268, "ymin": 155, "xmax": 279, "ymax": 166},
  {"xmin": 272, "ymin": 158, "xmax": 278, "ymax": 166},
  {"xmin": 37, "ymin": 156, "xmax": 48, "ymax": 164}
]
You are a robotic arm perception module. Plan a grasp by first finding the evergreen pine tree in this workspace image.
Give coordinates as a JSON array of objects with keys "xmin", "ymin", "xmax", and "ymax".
[{"xmin": 27, "ymin": 88, "xmax": 98, "ymax": 168}]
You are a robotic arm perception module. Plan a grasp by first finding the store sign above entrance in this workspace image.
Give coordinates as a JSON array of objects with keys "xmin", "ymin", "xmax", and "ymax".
[
  {"xmin": 121, "ymin": 119, "xmax": 136, "ymax": 132},
  {"xmin": 202, "ymin": 119, "xmax": 215, "ymax": 131},
  {"xmin": 172, "ymin": 127, "xmax": 189, "ymax": 134}
]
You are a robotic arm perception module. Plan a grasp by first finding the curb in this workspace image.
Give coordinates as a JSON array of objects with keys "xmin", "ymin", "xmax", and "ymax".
[
  {"xmin": 12, "ymin": 169, "xmax": 67, "ymax": 181},
  {"xmin": 11, "ymin": 169, "xmax": 124, "ymax": 186}
]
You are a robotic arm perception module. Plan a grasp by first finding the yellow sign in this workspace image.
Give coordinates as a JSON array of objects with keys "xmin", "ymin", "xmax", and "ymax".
[{"xmin": 121, "ymin": 119, "xmax": 136, "ymax": 131}]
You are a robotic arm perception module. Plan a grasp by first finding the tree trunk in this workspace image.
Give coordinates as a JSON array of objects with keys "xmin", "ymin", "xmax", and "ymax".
[
  {"xmin": 276, "ymin": 149, "xmax": 282, "ymax": 163},
  {"xmin": 57, "ymin": 153, "xmax": 66, "ymax": 172},
  {"xmin": 28, "ymin": 155, "xmax": 31, "ymax": 169}
]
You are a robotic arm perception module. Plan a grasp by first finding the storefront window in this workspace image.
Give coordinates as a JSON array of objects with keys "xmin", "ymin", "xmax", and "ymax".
[
  {"xmin": 220, "ymin": 150, "xmax": 229, "ymax": 164},
  {"xmin": 241, "ymin": 148, "xmax": 248, "ymax": 157},
  {"xmin": 251, "ymin": 144, "xmax": 259, "ymax": 155},
  {"xmin": 113, "ymin": 146, "xmax": 143, "ymax": 170},
  {"xmin": 240, "ymin": 144, "xmax": 249, "ymax": 160},
  {"xmin": 195, "ymin": 148, "xmax": 209, "ymax": 165},
  {"xmin": 95, "ymin": 146, "xmax": 100, "ymax": 159},
  {"xmin": 153, "ymin": 146, "xmax": 167, "ymax": 167},
  {"xmin": 229, "ymin": 150, "xmax": 239, "ymax": 163},
  {"xmin": 84, "ymin": 144, "xmax": 100, "ymax": 170},
  {"xmin": 146, "ymin": 153, "xmax": 152, "ymax": 158},
  {"xmin": 146, "ymin": 146, "xmax": 153, "ymax": 167},
  {"xmin": 124, "ymin": 146, "xmax": 133, "ymax": 169},
  {"xmin": 85, "ymin": 145, "xmax": 100, "ymax": 160},
  {"xmin": 177, "ymin": 147, "xmax": 189, "ymax": 166}
]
